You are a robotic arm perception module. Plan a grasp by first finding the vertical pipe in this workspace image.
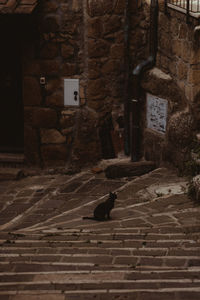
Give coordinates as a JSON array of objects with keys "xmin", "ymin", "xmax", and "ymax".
[
  {"xmin": 131, "ymin": 0, "xmax": 158, "ymax": 161},
  {"xmin": 124, "ymin": 0, "xmax": 131, "ymax": 155}
]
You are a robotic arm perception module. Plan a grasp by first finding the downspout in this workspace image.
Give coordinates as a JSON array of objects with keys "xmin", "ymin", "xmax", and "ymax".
[
  {"xmin": 124, "ymin": 0, "xmax": 131, "ymax": 155},
  {"xmin": 131, "ymin": 0, "xmax": 158, "ymax": 161}
]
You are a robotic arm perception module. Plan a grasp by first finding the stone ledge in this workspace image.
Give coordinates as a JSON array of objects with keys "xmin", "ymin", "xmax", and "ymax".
[
  {"xmin": 0, "ymin": 168, "xmax": 25, "ymax": 181},
  {"xmin": 0, "ymin": 0, "xmax": 38, "ymax": 14},
  {"xmin": 105, "ymin": 161, "xmax": 156, "ymax": 179}
]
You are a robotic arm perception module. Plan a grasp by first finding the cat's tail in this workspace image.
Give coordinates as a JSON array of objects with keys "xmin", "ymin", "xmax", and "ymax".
[{"xmin": 82, "ymin": 216, "xmax": 95, "ymax": 220}]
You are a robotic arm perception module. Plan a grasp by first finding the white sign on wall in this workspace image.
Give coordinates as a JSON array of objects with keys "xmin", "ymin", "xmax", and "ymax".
[{"xmin": 146, "ymin": 93, "xmax": 168, "ymax": 134}]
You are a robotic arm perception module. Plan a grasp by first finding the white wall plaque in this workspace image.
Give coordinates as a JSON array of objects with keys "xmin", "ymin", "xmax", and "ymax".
[{"xmin": 146, "ymin": 93, "xmax": 168, "ymax": 134}]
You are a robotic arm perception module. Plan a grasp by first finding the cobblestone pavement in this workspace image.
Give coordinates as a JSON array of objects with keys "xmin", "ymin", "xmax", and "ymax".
[{"xmin": 0, "ymin": 166, "xmax": 200, "ymax": 299}]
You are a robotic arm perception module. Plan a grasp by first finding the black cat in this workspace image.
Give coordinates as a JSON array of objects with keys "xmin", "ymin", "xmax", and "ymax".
[{"xmin": 83, "ymin": 192, "xmax": 117, "ymax": 221}]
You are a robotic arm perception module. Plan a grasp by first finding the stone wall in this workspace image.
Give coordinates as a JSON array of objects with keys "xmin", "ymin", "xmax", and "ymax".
[
  {"xmin": 22, "ymin": 0, "xmax": 146, "ymax": 168},
  {"xmin": 141, "ymin": 0, "xmax": 200, "ymax": 171}
]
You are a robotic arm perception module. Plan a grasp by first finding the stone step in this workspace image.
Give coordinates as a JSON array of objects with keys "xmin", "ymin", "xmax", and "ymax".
[
  {"xmin": 0, "ymin": 167, "xmax": 25, "ymax": 181},
  {"xmin": 1, "ymin": 238, "xmax": 199, "ymax": 249},
  {"xmin": 1, "ymin": 288, "xmax": 200, "ymax": 300},
  {"xmin": 1, "ymin": 246, "xmax": 200, "ymax": 256},
  {"xmin": 105, "ymin": 160, "xmax": 156, "ymax": 178},
  {"xmin": 1, "ymin": 269, "xmax": 200, "ymax": 280},
  {"xmin": 1, "ymin": 224, "xmax": 200, "ymax": 238},
  {"xmin": 0, "ymin": 257, "xmax": 199, "ymax": 271},
  {"xmin": 0, "ymin": 153, "xmax": 25, "ymax": 164},
  {"xmin": 0, "ymin": 278, "xmax": 200, "ymax": 291},
  {"xmin": 1, "ymin": 228, "xmax": 200, "ymax": 240}
]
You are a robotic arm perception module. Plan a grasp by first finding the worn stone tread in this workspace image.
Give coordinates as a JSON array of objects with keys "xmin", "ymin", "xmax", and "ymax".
[{"xmin": 0, "ymin": 167, "xmax": 199, "ymax": 299}]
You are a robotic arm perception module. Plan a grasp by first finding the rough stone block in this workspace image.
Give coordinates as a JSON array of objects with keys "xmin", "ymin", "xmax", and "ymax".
[
  {"xmin": 105, "ymin": 161, "xmax": 156, "ymax": 178},
  {"xmin": 24, "ymin": 125, "xmax": 41, "ymax": 165},
  {"xmin": 24, "ymin": 107, "xmax": 57, "ymax": 128},
  {"xmin": 88, "ymin": 39, "xmax": 109, "ymax": 58},
  {"xmin": 88, "ymin": 18, "xmax": 103, "ymax": 38},
  {"xmin": 41, "ymin": 144, "xmax": 68, "ymax": 166},
  {"xmin": 61, "ymin": 44, "xmax": 74, "ymax": 59},
  {"xmin": 110, "ymin": 44, "xmax": 124, "ymax": 59},
  {"xmin": 87, "ymin": 78, "xmax": 106, "ymax": 98},
  {"xmin": 41, "ymin": 16, "xmax": 60, "ymax": 33},
  {"xmin": 61, "ymin": 63, "xmax": 77, "ymax": 76},
  {"xmin": 46, "ymin": 92, "xmax": 64, "ymax": 107},
  {"xmin": 103, "ymin": 15, "xmax": 121, "ymax": 35},
  {"xmin": 40, "ymin": 60, "xmax": 60, "ymax": 76},
  {"xmin": 40, "ymin": 129, "xmax": 66, "ymax": 144},
  {"xmin": 40, "ymin": 42, "xmax": 60, "ymax": 59}
]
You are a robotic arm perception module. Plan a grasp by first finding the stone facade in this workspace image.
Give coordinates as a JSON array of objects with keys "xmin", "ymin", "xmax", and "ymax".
[
  {"xmin": 140, "ymin": 0, "xmax": 200, "ymax": 172},
  {"xmin": 0, "ymin": 0, "xmax": 38, "ymax": 14},
  {"xmin": 3, "ymin": 0, "xmax": 197, "ymax": 170},
  {"xmin": 21, "ymin": 0, "xmax": 146, "ymax": 167}
]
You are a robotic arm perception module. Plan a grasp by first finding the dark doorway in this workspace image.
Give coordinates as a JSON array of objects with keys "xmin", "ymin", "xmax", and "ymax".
[{"xmin": 0, "ymin": 16, "xmax": 24, "ymax": 152}]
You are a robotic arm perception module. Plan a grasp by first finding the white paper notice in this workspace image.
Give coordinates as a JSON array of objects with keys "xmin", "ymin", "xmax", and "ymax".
[{"xmin": 147, "ymin": 93, "xmax": 168, "ymax": 134}]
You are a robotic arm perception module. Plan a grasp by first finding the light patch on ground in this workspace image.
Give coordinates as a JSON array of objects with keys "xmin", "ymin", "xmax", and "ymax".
[{"xmin": 149, "ymin": 182, "xmax": 188, "ymax": 197}]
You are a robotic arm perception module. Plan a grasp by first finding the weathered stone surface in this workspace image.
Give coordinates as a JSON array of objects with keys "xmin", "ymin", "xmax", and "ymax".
[
  {"xmin": 46, "ymin": 78, "xmax": 62, "ymax": 95},
  {"xmin": 87, "ymin": 0, "xmax": 113, "ymax": 16},
  {"xmin": 88, "ymin": 18, "xmax": 103, "ymax": 38},
  {"xmin": 40, "ymin": 42, "xmax": 60, "ymax": 59},
  {"xmin": 101, "ymin": 60, "xmax": 121, "ymax": 75},
  {"xmin": 41, "ymin": 16, "xmax": 60, "ymax": 33},
  {"xmin": 88, "ymin": 39, "xmax": 109, "ymax": 58},
  {"xmin": 41, "ymin": 144, "xmax": 68, "ymax": 166},
  {"xmin": 24, "ymin": 125, "xmax": 40, "ymax": 165},
  {"xmin": 60, "ymin": 110, "xmax": 76, "ymax": 129},
  {"xmin": 0, "ymin": 0, "xmax": 38, "ymax": 14},
  {"xmin": 87, "ymin": 78, "xmax": 106, "ymax": 98},
  {"xmin": 191, "ymin": 175, "xmax": 200, "ymax": 201},
  {"xmin": 0, "ymin": 168, "xmax": 24, "ymax": 181},
  {"xmin": 23, "ymin": 77, "xmax": 42, "ymax": 106},
  {"xmin": 24, "ymin": 107, "xmax": 57, "ymax": 128},
  {"xmin": 41, "ymin": 1, "xmax": 59, "ymax": 13},
  {"xmin": 88, "ymin": 59, "xmax": 102, "ymax": 79},
  {"xmin": 105, "ymin": 161, "xmax": 156, "ymax": 178},
  {"xmin": 192, "ymin": 91, "xmax": 200, "ymax": 124},
  {"xmin": 110, "ymin": 44, "xmax": 124, "ymax": 59},
  {"xmin": 72, "ymin": 108, "xmax": 101, "ymax": 166},
  {"xmin": 40, "ymin": 60, "xmax": 60, "ymax": 76},
  {"xmin": 144, "ymin": 129, "xmax": 166, "ymax": 164},
  {"xmin": 167, "ymin": 111, "xmax": 194, "ymax": 148},
  {"xmin": 142, "ymin": 67, "xmax": 187, "ymax": 110},
  {"xmin": 40, "ymin": 129, "xmax": 66, "ymax": 144},
  {"xmin": 61, "ymin": 44, "xmax": 74, "ymax": 59},
  {"xmin": 61, "ymin": 63, "xmax": 77, "ymax": 76},
  {"xmin": 46, "ymin": 93, "xmax": 64, "ymax": 107},
  {"xmin": 188, "ymin": 68, "xmax": 200, "ymax": 85},
  {"xmin": 103, "ymin": 15, "xmax": 121, "ymax": 35}
]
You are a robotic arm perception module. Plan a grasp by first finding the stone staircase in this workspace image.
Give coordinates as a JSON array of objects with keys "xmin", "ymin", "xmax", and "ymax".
[
  {"xmin": 0, "ymin": 167, "xmax": 199, "ymax": 299},
  {"xmin": 0, "ymin": 226, "xmax": 200, "ymax": 299}
]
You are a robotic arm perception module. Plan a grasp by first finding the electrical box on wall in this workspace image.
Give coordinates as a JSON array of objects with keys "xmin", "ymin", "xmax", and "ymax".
[{"xmin": 64, "ymin": 79, "xmax": 79, "ymax": 106}]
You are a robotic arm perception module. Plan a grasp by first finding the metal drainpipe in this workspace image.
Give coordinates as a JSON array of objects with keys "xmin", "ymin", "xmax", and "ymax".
[
  {"xmin": 131, "ymin": 0, "xmax": 158, "ymax": 162},
  {"xmin": 124, "ymin": 0, "xmax": 131, "ymax": 156}
]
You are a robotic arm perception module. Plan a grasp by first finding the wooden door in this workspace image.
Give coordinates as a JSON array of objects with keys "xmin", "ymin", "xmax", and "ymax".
[{"xmin": 0, "ymin": 16, "xmax": 24, "ymax": 152}]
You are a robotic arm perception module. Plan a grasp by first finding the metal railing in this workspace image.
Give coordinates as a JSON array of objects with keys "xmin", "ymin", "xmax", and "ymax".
[{"xmin": 165, "ymin": 0, "xmax": 200, "ymax": 22}]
